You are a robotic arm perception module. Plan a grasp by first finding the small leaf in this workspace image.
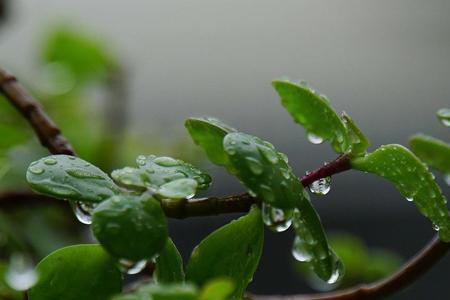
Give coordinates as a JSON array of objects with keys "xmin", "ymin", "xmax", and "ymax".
[
  {"xmin": 155, "ymin": 239, "xmax": 185, "ymax": 284},
  {"xmin": 156, "ymin": 178, "xmax": 198, "ymax": 200},
  {"xmin": 111, "ymin": 155, "xmax": 211, "ymax": 199},
  {"xmin": 437, "ymin": 108, "xmax": 450, "ymax": 127},
  {"xmin": 92, "ymin": 194, "xmax": 168, "ymax": 261},
  {"xmin": 112, "ymin": 283, "xmax": 198, "ymax": 300},
  {"xmin": 272, "ymin": 80, "xmax": 350, "ymax": 153},
  {"xmin": 223, "ymin": 132, "xmax": 301, "ymax": 209},
  {"xmin": 186, "ymin": 206, "xmax": 264, "ymax": 299},
  {"xmin": 28, "ymin": 244, "xmax": 122, "ymax": 300},
  {"xmin": 26, "ymin": 155, "xmax": 119, "ymax": 203},
  {"xmin": 351, "ymin": 144, "xmax": 450, "ymax": 241},
  {"xmin": 185, "ymin": 117, "xmax": 237, "ymax": 167},
  {"xmin": 200, "ymin": 278, "xmax": 235, "ymax": 300},
  {"xmin": 410, "ymin": 134, "xmax": 450, "ymax": 173},
  {"xmin": 341, "ymin": 112, "xmax": 369, "ymax": 156}
]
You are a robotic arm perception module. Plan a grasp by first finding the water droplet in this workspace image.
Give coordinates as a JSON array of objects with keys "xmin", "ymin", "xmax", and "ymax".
[
  {"xmin": 307, "ymin": 133, "xmax": 324, "ymax": 145},
  {"xmin": 43, "ymin": 158, "xmax": 57, "ymax": 165},
  {"xmin": 406, "ymin": 197, "xmax": 413, "ymax": 202},
  {"xmin": 136, "ymin": 155, "xmax": 147, "ymax": 166},
  {"xmin": 327, "ymin": 254, "xmax": 344, "ymax": 284},
  {"xmin": 29, "ymin": 166, "xmax": 44, "ymax": 175},
  {"xmin": 262, "ymin": 203, "xmax": 293, "ymax": 232},
  {"xmin": 5, "ymin": 253, "xmax": 38, "ymax": 291},
  {"xmin": 245, "ymin": 157, "xmax": 264, "ymax": 175},
  {"xmin": 70, "ymin": 201, "xmax": 97, "ymax": 225},
  {"xmin": 437, "ymin": 109, "xmax": 450, "ymax": 127},
  {"xmin": 258, "ymin": 146, "xmax": 279, "ymax": 164},
  {"xmin": 433, "ymin": 224, "xmax": 440, "ymax": 231},
  {"xmin": 153, "ymin": 156, "xmax": 179, "ymax": 167},
  {"xmin": 292, "ymin": 236, "xmax": 312, "ymax": 262},
  {"xmin": 118, "ymin": 259, "xmax": 147, "ymax": 275},
  {"xmin": 309, "ymin": 177, "xmax": 331, "ymax": 195},
  {"xmin": 66, "ymin": 168, "xmax": 104, "ymax": 180}
]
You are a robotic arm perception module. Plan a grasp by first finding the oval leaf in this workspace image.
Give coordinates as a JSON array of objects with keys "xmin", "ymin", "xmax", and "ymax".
[
  {"xmin": 26, "ymin": 155, "xmax": 119, "ymax": 203},
  {"xmin": 223, "ymin": 132, "xmax": 302, "ymax": 209},
  {"xmin": 155, "ymin": 238, "xmax": 185, "ymax": 284},
  {"xmin": 272, "ymin": 80, "xmax": 351, "ymax": 153},
  {"xmin": 410, "ymin": 134, "xmax": 450, "ymax": 173},
  {"xmin": 351, "ymin": 144, "xmax": 450, "ymax": 241},
  {"xmin": 92, "ymin": 194, "xmax": 168, "ymax": 261},
  {"xmin": 186, "ymin": 206, "xmax": 264, "ymax": 299},
  {"xmin": 28, "ymin": 244, "xmax": 122, "ymax": 300},
  {"xmin": 185, "ymin": 117, "xmax": 236, "ymax": 167}
]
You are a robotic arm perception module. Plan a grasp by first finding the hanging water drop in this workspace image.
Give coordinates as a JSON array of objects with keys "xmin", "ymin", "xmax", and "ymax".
[
  {"xmin": 118, "ymin": 259, "xmax": 147, "ymax": 275},
  {"xmin": 327, "ymin": 254, "xmax": 344, "ymax": 284},
  {"xmin": 70, "ymin": 201, "xmax": 96, "ymax": 225},
  {"xmin": 262, "ymin": 203, "xmax": 293, "ymax": 232},
  {"xmin": 307, "ymin": 133, "xmax": 324, "ymax": 145},
  {"xmin": 309, "ymin": 177, "xmax": 331, "ymax": 195},
  {"xmin": 5, "ymin": 253, "xmax": 38, "ymax": 291},
  {"xmin": 406, "ymin": 197, "xmax": 413, "ymax": 202},
  {"xmin": 291, "ymin": 236, "xmax": 312, "ymax": 262}
]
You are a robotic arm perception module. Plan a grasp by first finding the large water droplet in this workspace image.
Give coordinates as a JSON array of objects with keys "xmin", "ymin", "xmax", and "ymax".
[
  {"xmin": 262, "ymin": 203, "xmax": 293, "ymax": 232},
  {"xmin": 70, "ymin": 201, "xmax": 97, "ymax": 225},
  {"xmin": 309, "ymin": 177, "xmax": 331, "ymax": 195},
  {"xmin": 136, "ymin": 155, "xmax": 147, "ymax": 166},
  {"xmin": 406, "ymin": 197, "xmax": 413, "ymax": 202},
  {"xmin": 153, "ymin": 157, "xmax": 179, "ymax": 167},
  {"xmin": 327, "ymin": 256, "xmax": 344, "ymax": 284},
  {"xmin": 118, "ymin": 259, "xmax": 147, "ymax": 275},
  {"xmin": 43, "ymin": 158, "xmax": 57, "ymax": 165},
  {"xmin": 5, "ymin": 253, "xmax": 38, "ymax": 291},
  {"xmin": 292, "ymin": 236, "xmax": 312, "ymax": 262},
  {"xmin": 245, "ymin": 157, "xmax": 264, "ymax": 175},
  {"xmin": 29, "ymin": 166, "xmax": 44, "ymax": 175},
  {"xmin": 307, "ymin": 133, "xmax": 324, "ymax": 145}
]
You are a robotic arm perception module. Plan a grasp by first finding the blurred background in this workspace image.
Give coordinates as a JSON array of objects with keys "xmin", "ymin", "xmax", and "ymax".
[{"xmin": 1, "ymin": 0, "xmax": 450, "ymax": 299}]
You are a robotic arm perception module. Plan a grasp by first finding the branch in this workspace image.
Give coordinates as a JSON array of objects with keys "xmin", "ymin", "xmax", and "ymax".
[
  {"xmin": 0, "ymin": 68, "xmax": 76, "ymax": 155},
  {"xmin": 251, "ymin": 236, "xmax": 450, "ymax": 300}
]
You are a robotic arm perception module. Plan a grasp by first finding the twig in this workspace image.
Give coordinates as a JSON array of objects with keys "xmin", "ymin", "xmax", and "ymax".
[
  {"xmin": 1, "ymin": 66, "xmax": 448, "ymax": 300},
  {"xmin": 0, "ymin": 68, "xmax": 76, "ymax": 155}
]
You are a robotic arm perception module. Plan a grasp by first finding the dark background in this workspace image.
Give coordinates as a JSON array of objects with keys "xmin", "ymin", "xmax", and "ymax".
[{"xmin": 1, "ymin": 1, "xmax": 450, "ymax": 299}]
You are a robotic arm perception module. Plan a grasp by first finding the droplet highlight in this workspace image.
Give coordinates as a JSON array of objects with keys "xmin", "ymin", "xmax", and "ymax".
[{"xmin": 262, "ymin": 203, "xmax": 293, "ymax": 232}]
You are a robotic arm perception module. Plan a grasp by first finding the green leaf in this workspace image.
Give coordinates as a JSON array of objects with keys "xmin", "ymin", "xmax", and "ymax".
[
  {"xmin": 410, "ymin": 134, "xmax": 450, "ymax": 173},
  {"xmin": 185, "ymin": 117, "xmax": 237, "ymax": 167},
  {"xmin": 111, "ymin": 155, "xmax": 211, "ymax": 199},
  {"xmin": 199, "ymin": 278, "xmax": 235, "ymax": 300},
  {"xmin": 28, "ymin": 244, "xmax": 122, "ymax": 300},
  {"xmin": 272, "ymin": 80, "xmax": 350, "ymax": 153},
  {"xmin": 186, "ymin": 206, "xmax": 264, "ymax": 299},
  {"xmin": 341, "ymin": 112, "xmax": 369, "ymax": 156},
  {"xmin": 112, "ymin": 283, "xmax": 198, "ymax": 300},
  {"xmin": 26, "ymin": 155, "xmax": 119, "ymax": 203},
  {"xmin": 222, "ymin": 132, "xmax": 302, "ymax": 209},
  {"xmin": 437, "ymin": 108, "xmax": 450, "ymax": 127},
  {"xmin": 351, "ymin": 144, "xmax": 450, "ymax": 241},
  {"xmin": 92, "ymin": 194, "xmax": 168, "ymax": 261},
  {"xmin": 155, "ymin": 238, "xmax": 185, "ymax": 284}
]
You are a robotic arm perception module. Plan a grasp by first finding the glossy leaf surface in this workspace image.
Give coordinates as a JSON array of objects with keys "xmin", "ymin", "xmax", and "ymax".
[
  {"xmin": 410, "ymin": 134, "xmax": 450, "ymax": 173},
  {"xmin": 155, "ymin": 238, "xmax": 185, "ymax": 284}
]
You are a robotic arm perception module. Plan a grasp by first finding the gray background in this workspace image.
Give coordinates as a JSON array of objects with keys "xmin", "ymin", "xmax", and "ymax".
[{"xmin": 1, "ymin": 1, "xmax": 450, "ymax": 298}]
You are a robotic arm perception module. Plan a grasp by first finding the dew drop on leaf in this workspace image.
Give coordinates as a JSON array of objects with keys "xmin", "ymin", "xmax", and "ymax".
[
  {"xmin": 118, "ymin": 259, "xmax": 147, "ymax": 275},
  {"xmin": 309, "ymin": 177, "xmax": 331, "ymax": 195},
  {"xmin": 29, "ymin": 166, "xmax": 44, "ymax": 175},
  {"xmin": 43, "ymin": 158, "xmax": 57, "ymax": 165},
  {"xmin": 5, "ymin": 253, "xmax": 38, "ymax": 291},
  {"xmin": 70, "ymin": 201, "xmax": 97, "ymax": 225},
  {"xmin": 326, "ymin": 254, "xmax": 344, "ymax": 285},
  {"xmin": 307, "ymin": 133, "xmax": 324, "ymax": 145},
  {"xmin": 153, "ymin": 157, "xmax": 179, "ymax": 167},
  {"xmin": 245, "ymin": 157, "xmax": 264, "ymax": 175},
  {"xmin": 291, "ymin": 236, "xmax": 312, "ymax": 262},
  {"xmin": 261, "ymin": 203, "xmax": 293, "ymax": 232}
]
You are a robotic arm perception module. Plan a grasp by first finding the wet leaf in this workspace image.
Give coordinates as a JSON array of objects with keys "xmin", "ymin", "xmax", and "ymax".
[
  {"xmin": 92, "ymin": 194, "xmax": 168, "ymax": 261},
  {"xmin": 273, "ymin": 80, "xmax": 350, "ymax": 153},
  {"xmin": 28, "ymin": 244, "xmax": 122, "ymax": 300},
  {"xmin": 186, "ymin": 206, "xmax": 264, "ymax": 299},
  {"xmin": 155, "ymin": 239, "xmax": 185, "ymax": 284},
  {"xmin": 26, "ymin": 155, "xmax": 119, "ymax": 203},
  {"xmin": 112, "ymin": 283, "xmax": 198, "ymax": 300},
  {"xmin": 185, "ymin": 117, "xmax": 237, "ymax": 168},
  {"xmin": 341, "ymin": 112, "xmax": 369, "ymax": 156},
  {"xmin": 410, "ymin": 134, "xmax": 450, "ymax": 173},
  {"xmin": 351, "ymin": 144, "xmax": 450, "ymax": 241}
]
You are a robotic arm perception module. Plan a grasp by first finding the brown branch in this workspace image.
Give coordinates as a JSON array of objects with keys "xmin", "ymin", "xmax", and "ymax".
[
  {"xmin": 0, "ymin": 68, "xmax": 76, "ymax": 155},
  {"xmin": 1, "ymin": 66, "xmax": 448, "ymax": 300}
]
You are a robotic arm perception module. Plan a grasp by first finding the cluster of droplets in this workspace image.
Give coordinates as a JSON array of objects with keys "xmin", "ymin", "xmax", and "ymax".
[
  {"xmin": 261, "ymin": 203, "xmax": 293, "ymax": 232},
  {"xmin": 70, "ymin": 201, "xmax": 97, "ymax": 225},
  {"xmin": 308, "ymin": 175, "xmax": 332, "ymax": 196},
  {"xmin": 5, "ymin": 253, "xmax": 38, "ymax": 291}
]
